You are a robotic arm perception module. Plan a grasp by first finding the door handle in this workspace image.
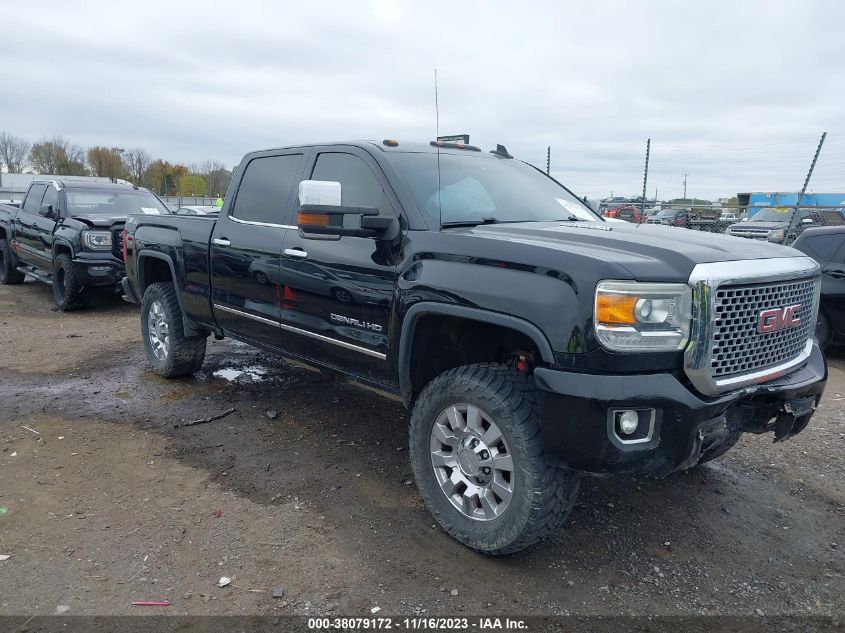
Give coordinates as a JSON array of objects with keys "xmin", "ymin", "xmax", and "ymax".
[
  {"xmin": 284, "ymin": 248, "xmax": 308, "ymax": 259},
  {"xmin": 212, "ymin": 238, "xmax": 231, "ymax": 247}
]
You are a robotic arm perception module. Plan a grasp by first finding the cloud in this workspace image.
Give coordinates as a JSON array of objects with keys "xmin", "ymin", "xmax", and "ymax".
[{"xmin": 0, "ymin": 0, "xmax": 842, "ymax": 198}]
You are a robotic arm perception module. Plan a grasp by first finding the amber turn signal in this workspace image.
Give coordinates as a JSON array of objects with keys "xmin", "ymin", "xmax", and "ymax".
[
  {"xmin": 298, "ymin": 212, "xmax": 330, "ymax": 226},
  {"xmin": 596, "ymin": 294, "xmax": 638, "ymax": 325}
]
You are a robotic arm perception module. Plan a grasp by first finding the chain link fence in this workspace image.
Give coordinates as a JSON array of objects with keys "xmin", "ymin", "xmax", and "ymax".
[{"xmin": 599, "ymin": 201, "xmax": 845, "ymax": 246}]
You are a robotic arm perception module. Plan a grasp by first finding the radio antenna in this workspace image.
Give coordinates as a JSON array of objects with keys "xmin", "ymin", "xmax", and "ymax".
[{"xmin": 435, "ymin": 68, "xmax": 442, "ymax": 229}]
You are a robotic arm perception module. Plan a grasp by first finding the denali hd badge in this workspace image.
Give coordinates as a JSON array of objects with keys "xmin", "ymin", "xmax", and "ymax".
[
  {"xmin": 331, "ymin": 313, "xmax": 383, "ymax": 332},
  {"xmin": 757, "ymin": 305, "xmax": 801, "ymax": 334}
]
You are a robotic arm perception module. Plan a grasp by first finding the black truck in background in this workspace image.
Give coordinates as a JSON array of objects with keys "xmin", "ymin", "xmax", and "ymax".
[
  {"xmin": 122, "ymin": 140, "xmax": 827, "ymax": 554},
  {"xmin": 0, "ymin": 180, "xmax": 169, "ymax": 309}
]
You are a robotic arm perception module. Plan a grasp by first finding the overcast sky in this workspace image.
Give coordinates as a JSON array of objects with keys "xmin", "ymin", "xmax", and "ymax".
[{"xmin": 1, "ymin": 0, "xmax": 843, "ymax": 199}]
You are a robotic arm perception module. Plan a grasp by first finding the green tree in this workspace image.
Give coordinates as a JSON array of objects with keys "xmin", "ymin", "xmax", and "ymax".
[
  {"xmin": 87, "ymin": 146, "xmax": 129, "ymax": 180},
  {"xmin": 143, "ymin": 160, "xmax": 188, "ymax": 196},
  {"xmin": 179, "ymin": 174, "xmax": 207, "ymax": 196}
]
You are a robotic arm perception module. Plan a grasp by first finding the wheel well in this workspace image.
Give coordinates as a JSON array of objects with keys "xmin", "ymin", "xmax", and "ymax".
[
  {"xmin": 140, "ymin": 256, "xmax": 174, "ymax": 294},
  {"xmin": 408, "ymin": 315, "xmax": 543, "ymax": 400},
  {"xmin": 54, "ymin": 243, "xmax": 72, "ymax": 258},
  {"xmin": 0, "ymin": 226, "xmax": 6, "ymax": 240}
]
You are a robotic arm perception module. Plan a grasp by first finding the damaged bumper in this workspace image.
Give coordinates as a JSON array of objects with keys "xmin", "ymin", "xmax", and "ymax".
[
  {"xmin": 534, "ymin": 343, "xmax": 826, "ymax": 475},
  {"xmin": 72, "ymin": 253, "xmax": 125, "ymax": 286}
]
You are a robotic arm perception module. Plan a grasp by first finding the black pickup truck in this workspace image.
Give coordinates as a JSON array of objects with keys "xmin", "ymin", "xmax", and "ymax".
[
  {"xmin": 0, "ymin": 180, "xmax": 169, "ymax": 309},
  {"xmin": 122, "ymin": 140, "xmax": 827, "ymax": 554}
]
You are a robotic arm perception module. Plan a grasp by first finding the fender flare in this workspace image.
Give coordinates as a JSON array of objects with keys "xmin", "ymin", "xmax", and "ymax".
[
  {"xmin": 398, "ymin": 302, "xmax": 556, "ymax": 405},
  {"xmin": 137, "ymin": 250, "xmax": 202, "ymax": 337},
  {"xmin": 52, "ymin": 238, "xmax": 75, "ymax": 259}
]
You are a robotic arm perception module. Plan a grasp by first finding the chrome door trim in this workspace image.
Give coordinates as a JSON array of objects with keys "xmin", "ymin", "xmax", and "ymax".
[
  {"xmin": 213, "ymin": 304, "xmax": 387, "ymax": 360},
  {"xmin": 228, "ymin": 216, "xmax": 296, "ymax": 230}
]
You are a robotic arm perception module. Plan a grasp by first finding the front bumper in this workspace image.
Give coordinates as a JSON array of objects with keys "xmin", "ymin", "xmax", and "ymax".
[
  {"xmin": 72, "ymin": 253, "xmax": 125, "ymax": 286},
  {"xmin": 535, "ymin": 342, "xmax": 827, "ymax": 475}
]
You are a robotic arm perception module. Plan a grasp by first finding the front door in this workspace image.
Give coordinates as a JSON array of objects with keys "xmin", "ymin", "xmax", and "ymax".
[
  {"xmin": 13, "ymin": 183, "xmax": 49, "ymax": 268},
  {"xmin": 210, "ymin": 151, "xmax": 306, "ymax": 347},
  {"xmin": 33, "ymin": 183, "xmax": 60, "ymax": 271},
  {"xmin": 278, "ymin": 148, "xmax": 398, "ymax": 386}
]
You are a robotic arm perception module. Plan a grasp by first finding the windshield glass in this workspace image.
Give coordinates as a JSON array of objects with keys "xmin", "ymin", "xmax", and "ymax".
[
  {"xmin": 65, "ymin": 189, "xmax": 169, "ymax": 216},
  {"xmin": 388, "ymin": 152, "xmax": 598, "ymax": 227},
  {"xmin": 750, "ymin": 207, "xmax": 794, "ymax": 222}
]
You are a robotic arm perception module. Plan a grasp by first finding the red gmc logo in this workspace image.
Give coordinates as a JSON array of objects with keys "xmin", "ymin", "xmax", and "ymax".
[{"xmin": 757, "ymin": 305, "xmax": 801, "ymax": 334}]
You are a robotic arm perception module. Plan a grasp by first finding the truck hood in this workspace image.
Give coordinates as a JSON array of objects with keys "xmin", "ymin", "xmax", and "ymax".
[
  {"xmin": 459, "ymin": 220, "xmax": 802, "ymax": 281},
  {"xmin": 69, "ymin": 214, "xmax": 127, "ymax": 228}
]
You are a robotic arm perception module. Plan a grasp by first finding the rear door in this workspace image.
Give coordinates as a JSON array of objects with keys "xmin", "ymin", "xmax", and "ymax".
[
  {"xmin": 13, "ymin": 184, "xmax": 49, "ymax": 267},
  {"xmin": 210, "ymin": 151, "xmax": 307, "ymax": 346},
  {"xmin": 277, "ymin": 147, "xmax": 398, "ymax": 385}
]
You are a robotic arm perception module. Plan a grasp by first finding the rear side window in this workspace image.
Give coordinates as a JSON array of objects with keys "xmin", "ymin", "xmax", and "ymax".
[
  {"xmin": 232, "ymin": 154, "xmax": 302, "ymax": 224},
  {"xmin": 311, "ymin": 153, "xmax": 387, "ymax": 211},
  {"xmin": 22, "ymin": 184, "xmax": 48, "ymax": 213}
]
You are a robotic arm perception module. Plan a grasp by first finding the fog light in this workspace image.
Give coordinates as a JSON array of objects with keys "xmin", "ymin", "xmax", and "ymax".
[{"xmin": 617, "ymin": 410, "xmax": 639, "ymax": 435}]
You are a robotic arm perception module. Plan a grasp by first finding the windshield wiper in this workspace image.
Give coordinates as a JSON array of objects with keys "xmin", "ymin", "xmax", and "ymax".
[{"xmin": 441, "ymin": 217, "xmax": 500, "ymax": 229}]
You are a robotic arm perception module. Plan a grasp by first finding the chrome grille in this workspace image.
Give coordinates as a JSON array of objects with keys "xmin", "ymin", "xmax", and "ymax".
[{"xmin": 711, "ymin": 278, "xmax": 817, "ymax": 378}]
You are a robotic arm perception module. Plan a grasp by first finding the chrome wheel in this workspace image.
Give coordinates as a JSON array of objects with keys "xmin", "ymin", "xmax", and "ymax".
[
  {"xmin": 429, "ymin": 403, "xmax": 514, "ymax": 521},
  {"xmin": 147, "ymin": 299, "xmax": 170, "ymax": 360}
]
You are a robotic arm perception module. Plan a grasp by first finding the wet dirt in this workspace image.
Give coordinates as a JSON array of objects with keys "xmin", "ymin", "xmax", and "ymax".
[{"xmin": 0, "ymin": 282, "xmax": 842, "ymax": 616}]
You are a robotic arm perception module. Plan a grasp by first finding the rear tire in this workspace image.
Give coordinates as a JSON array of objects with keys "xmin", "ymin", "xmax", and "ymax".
[
  {"xmin": 53, "ymin": 253, "xmax": 89, "ymax": 311},
  {"xmin": 409, "ymin": 363, "xmax": 579, "ymax": 555},
  {"xmin": 141, "ymin": 281, "xmax": 207, "ymax": 377},
  {"xmin": 0, "ymin": 238, "xmax": 25, "ymax": 285}
]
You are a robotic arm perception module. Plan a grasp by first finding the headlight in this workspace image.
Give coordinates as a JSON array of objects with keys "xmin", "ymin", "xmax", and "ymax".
[
  {"xmin": 82, "ymin": 230, "xmax": 113, "ymax": 250},
  {"xmin": 594, "ymin": 281, "xmax": 692, "ymax": 352},
  {"xmin": 768, "ymin": 229, "xmax": 785, "ymax": 241}
]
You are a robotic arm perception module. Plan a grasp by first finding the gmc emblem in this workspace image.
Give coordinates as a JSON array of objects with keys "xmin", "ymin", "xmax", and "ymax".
[{"xmin": 757, "ymin": 305, "xmax": 801, "ymax": 334}]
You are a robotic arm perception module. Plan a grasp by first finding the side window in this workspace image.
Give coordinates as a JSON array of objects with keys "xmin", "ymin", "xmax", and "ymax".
[
  {"xmin": 231, "ymin": 154, "xmax": 302, "ymax": 224},
  {"xmin": 40, "ymin": 186, "xmax": 59, "ymax": 215},
  {"xmin": 22, "ymin": 184, "xmax": 48, "ymax": 213},
  {"xmin": 311, "ymin": 153, "xmax": 389, "ymax": 213}
]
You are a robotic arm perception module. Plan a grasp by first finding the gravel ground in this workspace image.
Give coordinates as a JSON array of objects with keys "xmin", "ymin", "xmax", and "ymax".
[{"xmin": 0, "ymin": 280, "xmax": 842, "ymax": 618}]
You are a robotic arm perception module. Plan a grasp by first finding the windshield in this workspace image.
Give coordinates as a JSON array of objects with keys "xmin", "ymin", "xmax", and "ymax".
[
  {"xmin": 388, "ymin": 152, "xmax": 598, "ymax": 227},
  {"xmin": 65, "ymin": 189, "xmax": 169, "ymax": 216},
  {"xmin": 750, "ymin": 207, "xmax": 794, "ymax": 222}
]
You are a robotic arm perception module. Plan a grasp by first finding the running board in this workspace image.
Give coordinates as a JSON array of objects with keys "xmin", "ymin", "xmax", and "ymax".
[{"xmin": 16, "ymin": 266, "xmax": 52, "ymax": 284}]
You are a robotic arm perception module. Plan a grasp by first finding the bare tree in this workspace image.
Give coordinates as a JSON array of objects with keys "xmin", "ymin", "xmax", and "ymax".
[
  {"xmin": 0, "ymin": 131, "xmax": 30, "ymax": 173},
  {"xmin": 29, "ymin": 136, "xmax": 86, "ymax": 175},
  {"xmin": 123, "ymin": 148, "xmax": 151, "ymax": 185},
  {"xmin": 199, "ymin": 159, "xmax": 232, "ymax": 197}
]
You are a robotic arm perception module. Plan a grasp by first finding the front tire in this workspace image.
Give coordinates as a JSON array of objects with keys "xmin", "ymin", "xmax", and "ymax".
[
  {"xmin": 53, "ymin": 253, "xmax": 89, "ymax": 311},
  {"xmin": 816, "ymin": 307, "xmax": 832, "ymax": 350},
  {"xmin": 141, "ymin": 282, "xmax": 207, "ymax": 377},
  {"xmin": 409, "ymin": 364, "xmax": 579, "ymax": 555},
  {"xmin": 0, "ymin": 238, "xmax": 25, "ymax": 285}
]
